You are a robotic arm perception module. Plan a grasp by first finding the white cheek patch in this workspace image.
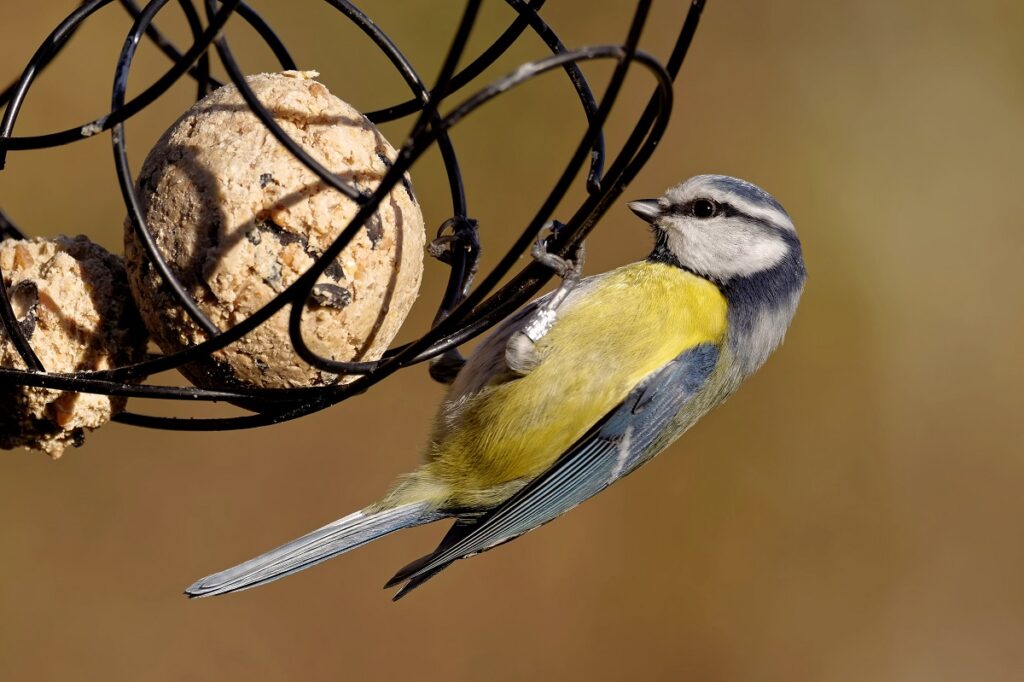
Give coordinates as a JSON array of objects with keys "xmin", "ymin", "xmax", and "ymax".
[{"xmin": 665, "ymin": 219, "xmax": 789, "ymax": 280}]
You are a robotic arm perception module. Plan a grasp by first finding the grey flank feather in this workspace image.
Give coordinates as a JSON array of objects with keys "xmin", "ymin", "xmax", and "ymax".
[{"xmin": 186, "ymin": 502, "xmax": 443, "ymax": 597}]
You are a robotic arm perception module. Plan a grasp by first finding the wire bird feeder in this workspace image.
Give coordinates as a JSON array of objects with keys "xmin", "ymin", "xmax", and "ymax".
[{"xmin": 0, "ymin": 0, "xmax": 706, "ymax": 433}]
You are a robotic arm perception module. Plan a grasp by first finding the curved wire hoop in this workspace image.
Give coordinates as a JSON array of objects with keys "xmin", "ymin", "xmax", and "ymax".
[{"xmin": 0, "ymin": 0, "xmax": 706, "ymax": 431}]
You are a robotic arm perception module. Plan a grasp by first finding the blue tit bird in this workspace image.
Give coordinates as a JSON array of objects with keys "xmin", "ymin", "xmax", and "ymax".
[{"xmin": 186, "ymin": 174, "xmax": 806, "ymax": 601}]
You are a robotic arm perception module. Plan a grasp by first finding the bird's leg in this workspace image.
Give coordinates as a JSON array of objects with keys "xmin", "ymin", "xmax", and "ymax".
[
  {"xmin": 505, "ymin": 222, "xmax": 585, "ymax": 376},
  {"xmin": 426, "ymin": 217, "xmax": 481, "ymax": 384}
]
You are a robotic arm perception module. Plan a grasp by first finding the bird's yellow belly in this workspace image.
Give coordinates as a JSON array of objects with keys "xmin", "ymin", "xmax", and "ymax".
[{"xmin": 426, "ymin": 262, "xmax": 727, "ymax": 508}]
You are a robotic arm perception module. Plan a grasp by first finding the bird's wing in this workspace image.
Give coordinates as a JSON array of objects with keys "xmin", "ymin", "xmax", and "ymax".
[{"xmin": 387, "ymin": 342, "xmax": 720, "ymax": 600}]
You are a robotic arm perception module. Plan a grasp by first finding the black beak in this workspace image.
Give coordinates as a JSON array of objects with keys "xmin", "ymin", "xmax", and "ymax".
[{"xmin": 627, "ymin": 199, "xmax": 661, "ymax": 224}]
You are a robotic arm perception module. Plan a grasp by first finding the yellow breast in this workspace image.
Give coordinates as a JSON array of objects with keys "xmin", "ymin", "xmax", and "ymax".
[{"xmin": 423, "ymin": 261, "xmax": 728, "ymax": 508}]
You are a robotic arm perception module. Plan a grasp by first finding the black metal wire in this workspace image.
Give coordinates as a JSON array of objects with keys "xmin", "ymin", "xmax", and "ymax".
[
  {"xmin": 119, "ymin": 0, "xmax": 219, "ymax": 97},
  {"xmin": 274, "ymin": 0, "xmax": 480, "ymax": 374},
  {"xmin": 115, "ymin": 0, "xmax": 223, "ymax": 335},
  {"xmin": 0, "ymin": 208, "xmax": 25, "ymax": 240},
  {"xmin": 0, "ymin": 0, "xmax": 707, "ymax": 431}
]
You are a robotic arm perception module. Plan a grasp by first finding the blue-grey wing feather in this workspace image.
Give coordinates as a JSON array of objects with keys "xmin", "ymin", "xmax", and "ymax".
[{"xmin": 389, "ymin": 343, "xmax": 720, "ymax": 599}]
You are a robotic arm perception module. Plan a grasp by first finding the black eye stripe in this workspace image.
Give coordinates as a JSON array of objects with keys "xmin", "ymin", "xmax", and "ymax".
[
  {"xmin": 664, "ymin": 200, "xmax": 785, "ymax": 234},
  {"xmin": 668, "ymin": 200, "xmax": 742, "ymax": 218}
]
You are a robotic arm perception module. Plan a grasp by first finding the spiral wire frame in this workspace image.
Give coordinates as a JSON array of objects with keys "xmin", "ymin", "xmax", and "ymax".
[{"xmin": 0, "ymin": 0, "xmax": 706, "ymax": 431}]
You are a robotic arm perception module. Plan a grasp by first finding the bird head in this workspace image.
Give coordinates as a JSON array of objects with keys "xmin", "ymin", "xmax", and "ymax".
[{"xmin": 628, "ymin": 174, "xmax": 805, "ymax": 291}]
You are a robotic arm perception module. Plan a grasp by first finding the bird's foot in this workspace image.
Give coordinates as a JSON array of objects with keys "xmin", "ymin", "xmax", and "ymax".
[
  {"xmin": 426, "ymin": 217, "xmax": 480, "ymax": 384},
  {"xmin": 531, "ymin": 220, "xmax": 585, "ymax": 283}
]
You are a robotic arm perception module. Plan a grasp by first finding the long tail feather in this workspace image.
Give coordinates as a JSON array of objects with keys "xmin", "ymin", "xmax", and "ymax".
[{"xmin": 186, "ymin": 502, "xmax": 443, "ymax": 598}]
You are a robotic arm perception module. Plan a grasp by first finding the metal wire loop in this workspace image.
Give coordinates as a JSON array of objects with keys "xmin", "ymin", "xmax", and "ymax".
[{"xmin": 0, "ymin": 0, "xmax": 707, "ymax": 431}]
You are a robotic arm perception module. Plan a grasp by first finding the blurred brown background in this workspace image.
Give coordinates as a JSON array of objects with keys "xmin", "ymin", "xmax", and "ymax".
[{"xmin": 2, "ymin": 1, "xmax": 1022, "ymax": 680}]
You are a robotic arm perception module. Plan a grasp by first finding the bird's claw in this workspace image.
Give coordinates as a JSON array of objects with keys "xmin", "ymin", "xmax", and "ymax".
[
  {"xmin": 531, "ymin": 221, "xmax": 585, "ymax": 281},
  {"xmin": 428, "ymin": 216, "xmax": 480, "ymax": 266}
]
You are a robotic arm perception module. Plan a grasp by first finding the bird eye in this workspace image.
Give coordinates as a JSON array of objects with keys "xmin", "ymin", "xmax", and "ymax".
[{"xmin": 691, "ymin": 198, "xmax": 717, "ymax": 219}]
